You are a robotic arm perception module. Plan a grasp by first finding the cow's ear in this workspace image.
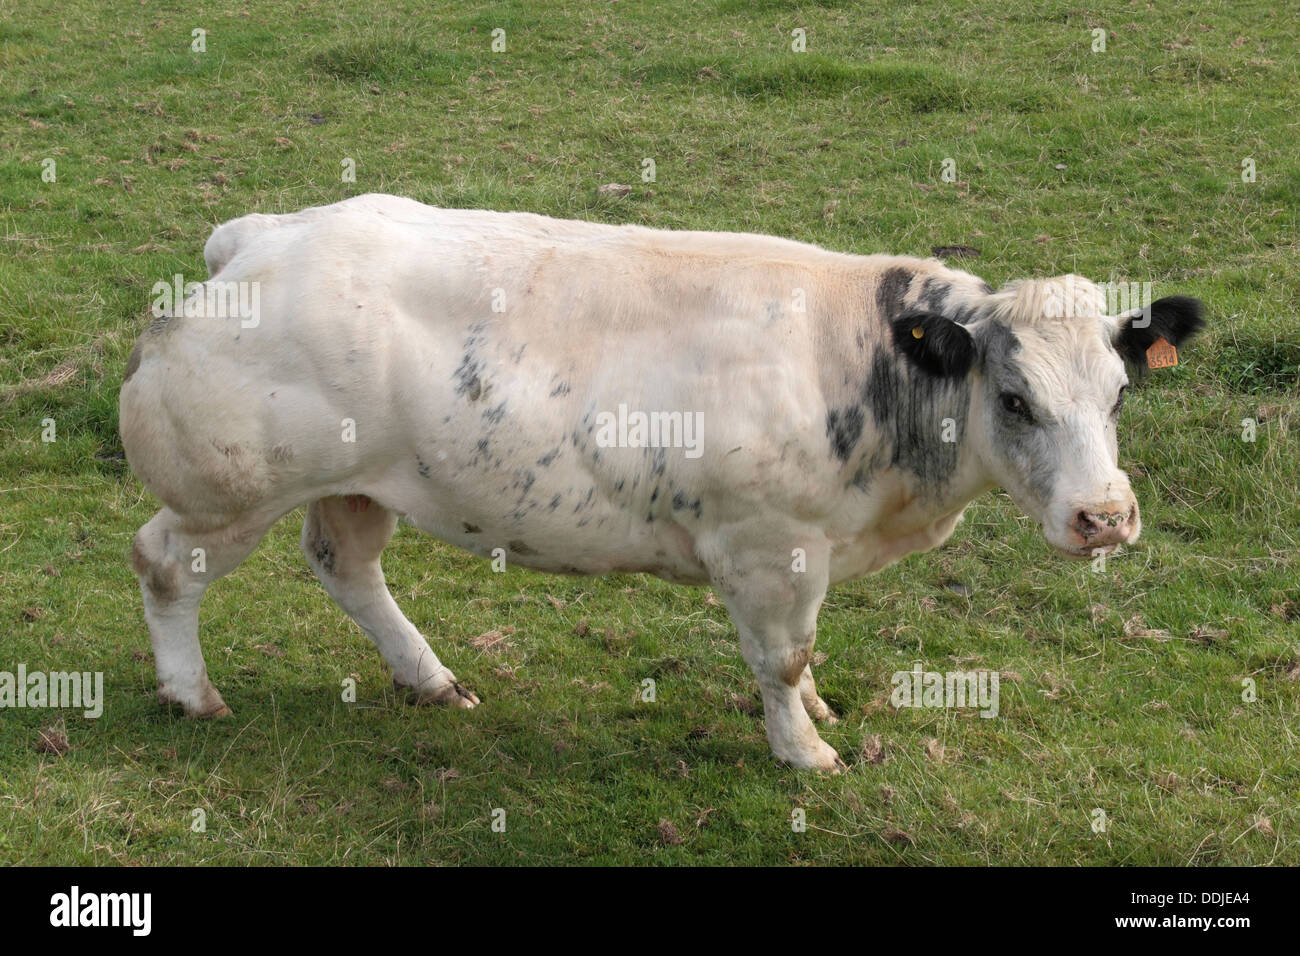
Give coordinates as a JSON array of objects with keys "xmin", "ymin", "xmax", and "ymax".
[
  {"xmin": 1115, "ymin": 296, "xmax": 1206, "ymax": 367},
  {"xmin": 890, "ymin": 311, "xmax": 975, "ymax": 378}
]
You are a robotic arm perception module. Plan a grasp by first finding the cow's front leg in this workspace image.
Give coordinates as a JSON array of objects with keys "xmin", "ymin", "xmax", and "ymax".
[{"xmin": 700, "ymin": 522, "xmax": 843, "ymax": 771}]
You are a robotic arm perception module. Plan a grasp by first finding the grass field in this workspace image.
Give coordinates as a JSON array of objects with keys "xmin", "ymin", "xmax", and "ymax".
[{"xmin": 1, "ymin": 0, "xmax": 1297, "ymax": 865}]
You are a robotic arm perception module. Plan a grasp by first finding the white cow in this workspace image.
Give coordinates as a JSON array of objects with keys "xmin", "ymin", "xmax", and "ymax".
[{"xmin": 120, "ymin": 194, "xmax": 1204, "ymax": 770}]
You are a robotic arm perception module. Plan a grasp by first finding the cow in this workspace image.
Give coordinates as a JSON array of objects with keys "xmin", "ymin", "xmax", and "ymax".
[{"xmin": 119, "ymin": 194, "xmax": 1204, "ymax": 770}]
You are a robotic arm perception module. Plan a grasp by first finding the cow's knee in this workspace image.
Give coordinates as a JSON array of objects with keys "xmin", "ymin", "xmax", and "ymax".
[{"xmin": 133, "ymin": 519, "xmax": 188, "ymax": 604}]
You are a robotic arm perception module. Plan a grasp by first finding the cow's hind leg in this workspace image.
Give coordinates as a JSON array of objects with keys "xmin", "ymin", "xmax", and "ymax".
[
  {"xmin": 133, "ymin": 508, "xmax": 274, "ymax": 716},
  {"xmin": 301, "ymin": 495, "xmax": 477, "ymax": 708}
]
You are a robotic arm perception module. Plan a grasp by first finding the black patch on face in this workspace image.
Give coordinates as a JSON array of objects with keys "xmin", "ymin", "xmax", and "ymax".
[
  {"xmin": 875, "ymin": 267, "xmax": 914, "ymax": 321},
  {"xmin": 462, "ymin": 522, "xmax": 481, "ymax": 533},
  {"xmin": 508, "ymin": 540, "xmax": 536, "ymax": 556},
  {"xmin": 861, "ymin": 346, "xmax": 971, "ymax": 491},
  {"xmin": 980, "ymin": 322, "xmax": 1056, "ymax": 505},
  {"xmin": 416, "ymin": 456, "xmax": 431, "ymax": 478},
  {"xmin": 482, "ymin": 402, "xmax": 506, "ymax": 425},
  {"xmin": 1115, "ymin": 295, "xmax": 1206, "ymax": 372}
]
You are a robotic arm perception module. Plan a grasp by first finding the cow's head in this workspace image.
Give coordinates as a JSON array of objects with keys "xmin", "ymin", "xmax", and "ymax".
[{"xmin": 891, "ymin": 276, "xmax": 1204, "ymax": 557}]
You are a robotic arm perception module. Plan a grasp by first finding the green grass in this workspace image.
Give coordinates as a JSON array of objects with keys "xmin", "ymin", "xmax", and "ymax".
[{"xmin": 1, "ymin": 0, "xmax": 1297, "ymax": 865}]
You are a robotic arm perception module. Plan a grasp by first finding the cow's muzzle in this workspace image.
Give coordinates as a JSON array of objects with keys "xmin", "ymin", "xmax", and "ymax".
[{"xmin": 1069, "ymin": 501, "xmax": 1139, "ymax": 554}]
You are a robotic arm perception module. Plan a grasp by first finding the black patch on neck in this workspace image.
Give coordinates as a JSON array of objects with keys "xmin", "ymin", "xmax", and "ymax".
[
  {"xmin": 918, "ymin": 276, "xmax": 949, "ymax": 312},
  {"xmin": 876, "ymin": 267, "xmax": 914, "ymax": 320},
  {"xmin": 861, "ymin": 346, "xmax": 970, "ymax": 492},
  {"xmin": 826, "ymin": 405, "xmax": 865, "ymax": 462}
]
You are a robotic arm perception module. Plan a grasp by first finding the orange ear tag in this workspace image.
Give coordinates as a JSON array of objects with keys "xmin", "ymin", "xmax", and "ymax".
[{"xmin": 1146, "ymin": 337, "xmax": 1178, "ymax": 369}]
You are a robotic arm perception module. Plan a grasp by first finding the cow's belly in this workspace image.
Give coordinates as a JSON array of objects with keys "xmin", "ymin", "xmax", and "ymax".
[{"xmin": 369, "ymin": 462, "xmax": 712, "ymax": 585}]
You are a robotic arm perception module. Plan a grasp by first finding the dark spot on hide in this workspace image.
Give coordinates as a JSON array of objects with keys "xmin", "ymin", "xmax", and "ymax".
[
  {"xmin": 825, "ymin": 405, "xmax": 865, "ymax": 462},
  {"xmin": 860, "ymin": 345, "xmax": 971, "ymax": 493},
  {"xmin": 514, "ymin": 470, "xmax": 536, "ymax": 503},
  {"xmin": 876, "ymin": 267, "xmax": 914, "ymax": 321},
  {"xmin": 314, "ymin": 537, "xmax": 336, "ymax": 574},
  {"xmin": 454, "ymin": 321, "xmax": 490, "ymax": 402},
  {"xmin": 918, "ymin": 277, "xmax": 950, "ymax": 312}
]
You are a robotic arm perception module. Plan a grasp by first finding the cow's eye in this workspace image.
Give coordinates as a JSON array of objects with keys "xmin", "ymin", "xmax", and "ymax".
[
  {"xmin": 999, "ymin": 392, "xmax": 1032, "ymax": 421},
  {"xmin": 1111, "ymin": 385, "xmax": 1128, "ymax": 417}
]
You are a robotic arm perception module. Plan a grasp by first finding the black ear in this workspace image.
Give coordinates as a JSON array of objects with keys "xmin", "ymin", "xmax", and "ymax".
[
  {"xmin": 890, "ymin": 310, "xmax": 975, "ymax": 378},
  {"xmin": 1115, "ymin": 295, "xmax": 1206, "ymax": 367}
]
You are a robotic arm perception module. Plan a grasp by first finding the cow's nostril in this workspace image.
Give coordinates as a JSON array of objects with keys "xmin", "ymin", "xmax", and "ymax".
[{"xmin": 1074, "ymin": 511, "xmax": 1099, "ymax": 540}]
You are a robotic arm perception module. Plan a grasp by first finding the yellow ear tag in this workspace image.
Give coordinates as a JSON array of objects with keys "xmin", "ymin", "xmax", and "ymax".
[
  {"xmin": 1146, "ymin": 337, "xmax": 1178, "ymax": 369},
  {"xmin": 911, "ymin": 326, "xmax": 925, "ymax": 339}
]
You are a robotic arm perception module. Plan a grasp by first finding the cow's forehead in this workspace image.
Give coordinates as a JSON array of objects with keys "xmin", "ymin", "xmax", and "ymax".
[
  {"xmin": 981, "ymin": 274, "xmax": 1120, "ymax": 331},
  {"xmin": 979, "ymin": 283, "xmax": 1128, "ymax": 403}
]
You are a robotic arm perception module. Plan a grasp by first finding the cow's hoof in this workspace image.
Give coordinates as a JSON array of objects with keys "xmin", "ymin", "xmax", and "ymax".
[
  {"xmin": 158, "ymin": 682, "xmax": 230, "ymax": 718},
  {"xmin": 807, "ymin": 698, "xmax": 839, "ymax": 724},
  {"xmin": 778, "ymin": 741, "xmax": 845, "ymax": 773},
  {"xmin": 396, "ymin": 678, "xmax": 479, "ymax": 709}
]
